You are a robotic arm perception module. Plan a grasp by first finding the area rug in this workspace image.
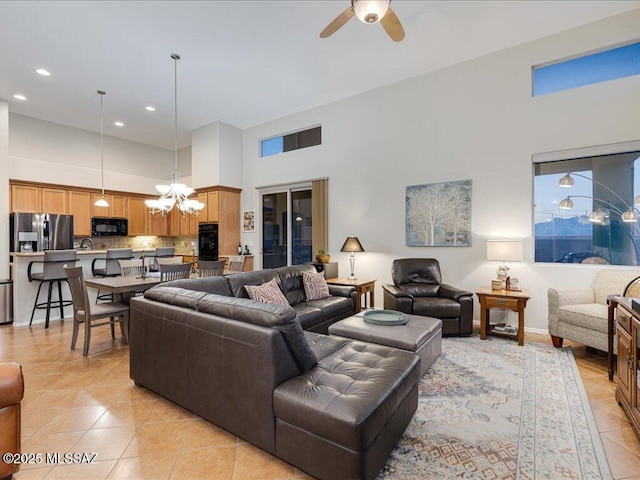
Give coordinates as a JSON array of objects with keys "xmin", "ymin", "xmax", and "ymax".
[{"xmin": 379, "ymin": 336, "xmax": 612, "ymax": 480}]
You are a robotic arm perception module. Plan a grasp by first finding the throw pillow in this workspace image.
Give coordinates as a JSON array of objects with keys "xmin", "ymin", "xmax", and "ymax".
[
  {"xmin": 245, "ymin": 278, "xmax": 289, "ymax": 306},
  {"xmin": 303, "ymin": 271, "xmax": 330, "ymax": 301}
]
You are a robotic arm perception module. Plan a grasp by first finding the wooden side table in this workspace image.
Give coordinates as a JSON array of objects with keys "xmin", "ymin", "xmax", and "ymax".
[
  {"xmin": 326, "ymin": 278, "xmax": 376, "ymax": 313},
  {"xmin": 476, "ymin": 287, "xmax": 531, "ymax": 346}
]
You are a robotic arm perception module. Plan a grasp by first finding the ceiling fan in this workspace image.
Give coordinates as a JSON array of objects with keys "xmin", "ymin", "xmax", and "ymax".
[{"xmin": 320, "ymin": 0, "xmax": 405, "ymax": 42}]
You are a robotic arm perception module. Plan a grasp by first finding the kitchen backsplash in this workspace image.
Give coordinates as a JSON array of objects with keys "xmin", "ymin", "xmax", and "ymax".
[{"xmin": 74, "ymin": 236, "xmax": 197, "ymax": 253}]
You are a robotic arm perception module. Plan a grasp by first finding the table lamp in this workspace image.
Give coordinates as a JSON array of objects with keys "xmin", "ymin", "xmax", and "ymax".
[
  {"xmin": 486, "ymin": 239, "xmax": 523, "ymax": 289},
  {"xmin": 341, "ymin": 236, "xmax": 365, "ymax": 280}
]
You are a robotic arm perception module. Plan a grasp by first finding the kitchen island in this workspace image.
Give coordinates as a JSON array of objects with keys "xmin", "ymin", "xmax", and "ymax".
[{"xmin": 10, "ymin": 249, "xmax": 150, "ymax": 327}]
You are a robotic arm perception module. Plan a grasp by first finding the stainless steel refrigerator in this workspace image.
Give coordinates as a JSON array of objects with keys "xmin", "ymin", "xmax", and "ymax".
[{"xmin": 9, "ymin": 213, "xmax": 74, "ymax": 252}]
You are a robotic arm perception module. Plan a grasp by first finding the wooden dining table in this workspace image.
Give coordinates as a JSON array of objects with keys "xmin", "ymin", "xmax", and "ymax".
[{"xmin": 84, "ymin": 275, "xmax": 163, "ymax": 302}]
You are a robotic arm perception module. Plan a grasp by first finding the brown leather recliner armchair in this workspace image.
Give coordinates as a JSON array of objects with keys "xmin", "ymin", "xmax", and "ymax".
[
  {"xmin": 0, "ymin": 362, "xmax": 24, "ymax": 480},
  {"xmin": 382, "ymin": 258, "xmax": 473, "ymax": 336}
]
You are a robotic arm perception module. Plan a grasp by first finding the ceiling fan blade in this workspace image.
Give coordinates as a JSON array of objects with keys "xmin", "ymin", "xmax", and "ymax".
[
  {"xmin": 380, "ymin": 7, "xmax": 405, "ymax": 42},
  {"xmin": 320, "ymin": 7, "xmax": 355, "ymax": 38}
]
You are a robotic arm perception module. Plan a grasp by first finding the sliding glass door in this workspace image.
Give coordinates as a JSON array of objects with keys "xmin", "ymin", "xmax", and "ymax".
[{"xmin": 261, "ymin": 180, "xmax": 326, "ymax": 268}]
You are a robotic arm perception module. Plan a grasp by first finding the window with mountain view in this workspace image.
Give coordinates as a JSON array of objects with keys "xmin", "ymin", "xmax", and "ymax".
[{"xmin": 534, "ymin": 150, "xmax": 640, "ymax": 265}]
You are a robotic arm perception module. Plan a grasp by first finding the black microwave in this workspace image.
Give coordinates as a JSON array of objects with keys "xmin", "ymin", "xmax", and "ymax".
[{"xmin": 91, "ymin": 218, "xmax": 128, "ymax": 236}]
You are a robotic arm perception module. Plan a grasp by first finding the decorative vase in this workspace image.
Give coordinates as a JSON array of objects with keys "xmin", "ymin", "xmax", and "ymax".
[{"xmin": 316, "ymin": 254, "xmax": 330, "ymax": 263}]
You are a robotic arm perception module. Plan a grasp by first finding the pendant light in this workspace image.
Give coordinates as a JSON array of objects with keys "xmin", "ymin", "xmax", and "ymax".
[
  {"xmin": 145, "ymin": 54, "xmax": 204, "ymax": 216},
  {"xmin": 94, "ymin": 90, "xmax": 109, "ymax": 208}
]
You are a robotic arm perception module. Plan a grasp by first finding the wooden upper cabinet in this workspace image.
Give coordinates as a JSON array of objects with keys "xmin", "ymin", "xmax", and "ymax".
[
  {"xmin": 167, "ymin": 208, "xmax": 180, "ymax": 237},
  {"xmin": 92, "ymin": 193, "xmax": 128, "ymax": 218},
  {"xmin": 207, "ymin": 192, "xmax": 219, "ymax": 222},
  {"xmin": 68, "ymin": 191, "xmax": 92, "ymax": 237},
  {"xmin": 11, "ymin": 184, "xmax": 40, "ymax": 213},
  {"xmin": 41, "ymin": 187, "xmax": 68, "ymax": 214},
  {"xmin": 110, "ymin": 195, "xmax": 128, "ymax": 218},
  {"xmin": 91, "ymin": 193, "xmax": 111, "ymax": 218},
  {"xmin": 147, "ymin": 210, "xmax": 167, "ymax": 236},
  {"xmin": 128, "ymin": 197, "xmax": 147, "ymax": 236},
  {"xmin": 197, "ymin": 193, "xmax": 208, "ymax": 221}
]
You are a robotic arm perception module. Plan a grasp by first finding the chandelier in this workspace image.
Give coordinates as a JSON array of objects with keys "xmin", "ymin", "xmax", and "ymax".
[{"xmin": 145, "ymin": 53, "xmax": 204, "ymax": 216}]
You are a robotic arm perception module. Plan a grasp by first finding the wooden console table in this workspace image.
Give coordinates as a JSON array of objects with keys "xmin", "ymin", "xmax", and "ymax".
[
  {"xmin": 476, "ymin": 287, "xmax": 531, "ymax": 346},
  {"xmin": 326, "ymin": 278, "xmax": 376, "ymax": 313}
]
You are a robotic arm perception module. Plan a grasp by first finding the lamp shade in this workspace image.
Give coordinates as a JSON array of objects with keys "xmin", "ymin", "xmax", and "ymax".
[
  {"xmin": 341, "ymin": 236, "xmax": 365, "ymax": 253},
  {"xmin": 486, "ymin": 239, "xmax": 523, "ymax": 262}
]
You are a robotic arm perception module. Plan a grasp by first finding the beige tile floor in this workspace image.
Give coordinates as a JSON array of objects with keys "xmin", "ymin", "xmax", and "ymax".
[{"xmin": 1, "ymin": 321, "xmax": 639, "ymax": 479}]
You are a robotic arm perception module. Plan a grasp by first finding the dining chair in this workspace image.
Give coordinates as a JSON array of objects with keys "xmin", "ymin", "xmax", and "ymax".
[
  {"xmin": 198, "ymin": 260, "xmax": 226, "ymax": 277},
  {"xmin": 227, "ymin": 255, "xmax": 246, "ymax": 273},
  {"xmin": 91, "ymin": 248, "xmax": 133, "ymax": 302},
  {"xmin": 160, "ymin": 262, "xmax": 193, "ymax": 282},
  {"xmin": 156, "ymin": 256, "xmax": 184, "ymax": 266},
  {"xmin": 153, "ymin": 247, "xmax": 176, "ymax": 271},
  {"xmin": 118, "ymin": 258, "xmax": 151, "ymax": 277},
  {"xmin": 64, "ymin": 265, "xmax": 129, "ymax": 356}
]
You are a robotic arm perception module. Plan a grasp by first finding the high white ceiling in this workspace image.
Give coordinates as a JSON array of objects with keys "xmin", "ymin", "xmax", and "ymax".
[{"xmin": 0, "ymin": 1, "xmax": 638, "ymax": 150}]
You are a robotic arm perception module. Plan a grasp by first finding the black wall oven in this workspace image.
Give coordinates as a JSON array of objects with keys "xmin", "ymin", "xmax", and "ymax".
[{"xmin": 198, "ymin": 223, "xmax": 219, "ymax": 260}]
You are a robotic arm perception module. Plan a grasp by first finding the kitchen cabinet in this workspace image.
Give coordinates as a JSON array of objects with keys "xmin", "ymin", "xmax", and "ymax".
[
  {"xmin": 128, "ymin": 197, "xmax": 147, "ymax": 236},
  {"xmin": 41, "ymin": 187, "xmax": 68, "ymax": 214},
  {"xmin": 92, "ymin": 193, "xmax": 128, "ymax": 218},
  {"xmin": 147, "ymin": 209, "xmax": 167, "ymax": 236},
  {"xmin": 10, "ymin": 184, "xmax": 40, "ymax": 212},
  {"xmin": 68, "ymin": 191, "xmax": 92, "ymax": 237},
  {"xmin": 206, "ymin": 191, "xmax": 219, "ymax": 222},
  {"xmin": 217, "ymin": 190, "xmax": 240, "ymax": 255}
]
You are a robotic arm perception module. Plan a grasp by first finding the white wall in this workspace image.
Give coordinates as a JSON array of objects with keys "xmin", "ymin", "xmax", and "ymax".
[
  {"xmin": 0, "ymin": 100, "xmax": 9, "ymax": 279},
  {"xmin": 241, "ymin": 9, "xmax": 640, "ymax": 332},
  {"xmin": 9, "ymin": 114, "xmax": 175, "ymax": 193},
  {"xmin": 191, "ymin": 121, "xmax": 243, "ymax": 189}
]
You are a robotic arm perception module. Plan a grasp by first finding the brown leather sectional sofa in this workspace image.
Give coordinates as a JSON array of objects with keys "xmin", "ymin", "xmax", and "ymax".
[
  {"xmin": 129, "ymin": 265, "xmax": 420, "ymax": 480},
  {"xmin": 165, "ymin": 264, "xmax": 358, "ymax": 333}
]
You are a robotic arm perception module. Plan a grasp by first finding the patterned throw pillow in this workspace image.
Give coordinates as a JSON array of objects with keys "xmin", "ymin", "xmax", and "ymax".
[
  {"xmin": 245, "ymin": 278, "xmax": 290, "ymax": 306},
  {"xmin": 303, "ymin": 271, "xmax": 330, "ymax": 301}
]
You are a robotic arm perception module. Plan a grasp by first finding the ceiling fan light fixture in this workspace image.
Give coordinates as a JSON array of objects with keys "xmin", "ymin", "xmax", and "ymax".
[{"xmin": 352, "ymin": 0, "xmax": 389, "ymax": 24}]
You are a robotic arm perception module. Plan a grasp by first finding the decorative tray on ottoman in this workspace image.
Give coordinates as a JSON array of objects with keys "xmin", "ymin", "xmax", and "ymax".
[{"xmin": 363, "ymin": 309, "xmax": 407, "ymax": 326}]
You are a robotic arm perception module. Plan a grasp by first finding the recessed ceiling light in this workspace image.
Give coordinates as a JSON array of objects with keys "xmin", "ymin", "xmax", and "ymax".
[
  {"xmin": 36, "ymin": 68, "xmax": 51, "ymax": 76},
  {"xmin": 13, "ymin": 94, "xmax": 27, "ymax": 101},
  {"xmin": 114, "ymin": 121, "xmax": 124, "ymax": 127},
  {"xmin": 145, "ymin": 106, "xmax": 156, "ymax": 112}
]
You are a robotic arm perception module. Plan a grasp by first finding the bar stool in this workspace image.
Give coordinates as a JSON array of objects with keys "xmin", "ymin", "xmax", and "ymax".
[
  {"xmin": 27, "ymin": 249, "xmax": 77, "ymax": 328},
  {"xmin": 91, "ymin": 248, "xmax": 133, "ymax": 302}
]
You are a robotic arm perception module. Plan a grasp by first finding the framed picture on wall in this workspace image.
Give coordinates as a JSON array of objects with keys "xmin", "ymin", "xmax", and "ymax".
[{"xmin": 243, "ymin": 210, "xmax": 255, "ymax": 232}]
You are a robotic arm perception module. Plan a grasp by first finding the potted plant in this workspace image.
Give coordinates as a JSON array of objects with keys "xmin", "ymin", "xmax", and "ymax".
[{"xmin": 316, "ymin": 249, "xmax": 330, "ymax": 263}]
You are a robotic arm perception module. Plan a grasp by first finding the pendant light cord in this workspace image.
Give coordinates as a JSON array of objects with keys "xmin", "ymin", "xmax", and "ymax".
[
  {"xmin": 172, "ymin": 53, "xmax": 180, "ymax": 172},
  {"xmin": 98, "ymin": 90, "xmax": 106, "ymax": 196}
]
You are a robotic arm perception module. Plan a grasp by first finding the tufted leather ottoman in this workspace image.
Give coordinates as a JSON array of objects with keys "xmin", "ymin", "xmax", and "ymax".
[
  {"xmin": 328, "ymin": 313, "xmax": 442, "ymax": 376},
  {"xmin": 273, "ymin": 334, "xmax": 419, "ymax": 480}
]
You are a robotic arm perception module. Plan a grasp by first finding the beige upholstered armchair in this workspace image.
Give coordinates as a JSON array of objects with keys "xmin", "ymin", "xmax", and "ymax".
[{"xmin": 548, "ymin": 270, "xmax": 640, "ymax": 353}]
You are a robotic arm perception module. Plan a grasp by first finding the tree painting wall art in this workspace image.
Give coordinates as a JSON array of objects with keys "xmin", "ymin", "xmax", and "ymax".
[{"xmin": 406, "ymin": 180, "xmax": 472, "ymax": 247}]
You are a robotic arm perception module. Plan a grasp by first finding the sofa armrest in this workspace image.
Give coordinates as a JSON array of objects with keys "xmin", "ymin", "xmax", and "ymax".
[
  {"xmin": 327, "ymin": 285, "xmax": 355, "ymax": 298},
  {"xmin": 381, "ymin": 284, "xmax": 412, "ymax": 298},
  {"xmin": 0, "ymin": 362, "xmax": 24, "ymax": 409},
  {"xmin": 439, "ymin": 284, "xmax": 473, "ymax": 302},
  {"xmin": 550, "ymin": 288, "xmax": 595, "ymax": 307},
  {"xmin": 382, "ymin": 284, "xmax": 413, "ymax": 314}
]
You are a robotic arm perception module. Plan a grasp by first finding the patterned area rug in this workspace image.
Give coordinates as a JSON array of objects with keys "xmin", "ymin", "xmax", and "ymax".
[{"xmin": 379, "ymin": 336, "xmax": 612, "ymax": 480}]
